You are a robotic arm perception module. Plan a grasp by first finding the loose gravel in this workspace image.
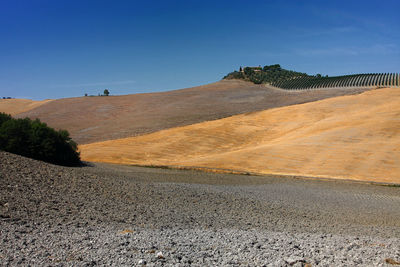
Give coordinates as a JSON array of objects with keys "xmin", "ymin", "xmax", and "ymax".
[{"xmin": 1, "ymin": 151, "xmax": 399, "ymax": 266}]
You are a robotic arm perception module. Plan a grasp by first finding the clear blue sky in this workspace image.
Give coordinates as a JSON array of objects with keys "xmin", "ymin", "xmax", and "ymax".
[{"xmin": 1, "ymin": 0, "xmax": 399, "ymax": 100}]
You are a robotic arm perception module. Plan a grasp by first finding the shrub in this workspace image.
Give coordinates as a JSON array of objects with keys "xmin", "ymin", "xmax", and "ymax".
[{"xmin": 0, "ymin": 113, "xmax": 81, "ymax": 166}]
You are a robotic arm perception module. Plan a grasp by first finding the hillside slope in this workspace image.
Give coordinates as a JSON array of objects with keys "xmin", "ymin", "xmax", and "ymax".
[
  {"xmin": 80, "ymin": 87, "xmax": 400, "ymax": 184},
  {"xmin": 16, "ymin": 80, "xmax": 369, "ymax": 144},
  {"xmin": 0, "ymin": 99, "xmax": 52, "ymax": 115}
]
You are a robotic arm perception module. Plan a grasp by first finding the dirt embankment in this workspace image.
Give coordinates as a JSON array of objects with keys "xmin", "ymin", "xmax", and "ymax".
[
  {"xmin": 80, "ymin": 87, "xmax": 400, "ymax": 184},
  {"xmin": 15, "ymin": 80, "xmax": 370, "ymax": 144}
]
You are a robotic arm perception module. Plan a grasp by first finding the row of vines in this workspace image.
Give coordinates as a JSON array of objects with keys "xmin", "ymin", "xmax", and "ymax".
[{"xmin": 271, "ymin": 73, "xmax": 400, "ymax": 90}]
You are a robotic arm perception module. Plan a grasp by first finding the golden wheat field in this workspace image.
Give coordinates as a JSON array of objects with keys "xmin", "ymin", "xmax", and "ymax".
[
  {"xmin": 0, "ymin": 99, "xmax": 52, "ymax": 115},
  {"xmin": 80, "ymin": 87, "xmax": 400, "ymax": 184}
]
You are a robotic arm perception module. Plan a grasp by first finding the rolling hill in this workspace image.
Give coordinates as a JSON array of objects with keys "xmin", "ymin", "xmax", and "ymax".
[
  {"xmin": 80, "ymin": 87, "xmax": 400, "ymax": 184},
  {"xmin": 0, "ymin": 99, "xmax": 52, "ymax": 116},
  {"xmin": 7, "ymin": 80, "xmax": 370, "ymax": 144}
]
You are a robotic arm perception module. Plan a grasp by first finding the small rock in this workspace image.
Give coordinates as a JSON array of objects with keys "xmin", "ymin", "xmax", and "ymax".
[
  {"xmin": 118, "ymin": 229, "xmax": 134, "ymax": 235},
  {"xmin": 285, "ymin": 256, "xmax": 305, "ymax": 265},
  {"xmin": 156, "ymin": 252, "xmax": 164, "ymax": 259},
  {"xmin": 138, "ymin": 259, "xmax": 146, "ymax": 265},
  {"xmin": 386, "ymin": 258, "xmax": 400, "ymax": 265}
]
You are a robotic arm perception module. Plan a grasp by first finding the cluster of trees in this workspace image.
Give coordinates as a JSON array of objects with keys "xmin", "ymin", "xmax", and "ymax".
[
  {"xmin": 224, "ymin": 64, "xmax": 309, "ymax": 85},
  {"xmin": 271, "ymin": 73, "xmax": 400, "ymax": 90},
  {"xmin": 0, "ymin": 113, "xmax": 81, "ymax": 166},
  {"xmin": 224, "ymin": 65, "xmax": 400, "ymax": 90},
  {"xmin": 2, "ymin": 97, "xmax": 13, "ymax": 99},
  {"xmin": 84, "ymin": 89, "xmax": 110, "ymax": 97}
]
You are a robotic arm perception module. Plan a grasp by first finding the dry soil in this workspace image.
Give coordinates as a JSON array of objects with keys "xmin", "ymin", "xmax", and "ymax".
[{"xmin": 1, "ymin": 151, "xmax": 399, "ymax": 265}]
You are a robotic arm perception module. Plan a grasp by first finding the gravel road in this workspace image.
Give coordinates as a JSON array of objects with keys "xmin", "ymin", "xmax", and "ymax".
[{"xmin": 1, "ymin": 151, "xmax": 399, "ymax": 266}]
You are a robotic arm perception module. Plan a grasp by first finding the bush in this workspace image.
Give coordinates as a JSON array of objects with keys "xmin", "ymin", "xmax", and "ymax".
[{"xmin": 0, "ymin": 113, "xmax": 81, "ymax": 166}]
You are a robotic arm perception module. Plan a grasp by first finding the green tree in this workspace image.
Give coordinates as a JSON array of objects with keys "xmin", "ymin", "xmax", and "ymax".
[
  {"xmin": 243, "ymin": 67, "xmax": 254, "ymax": 76},
  {"xmin": 0, "ymin": 112, "xmax": 11, "ymax": 126},
  {"xmin": 103, "ymin": 89, "xmax": 110, "ymax": 96},
  {"xmin": 249, "ymin": 72, "xmax": 264, "ymax": 84},
  {"xmin": 0, "ymin": 113, "xmax": 81, "ymax": 166}
]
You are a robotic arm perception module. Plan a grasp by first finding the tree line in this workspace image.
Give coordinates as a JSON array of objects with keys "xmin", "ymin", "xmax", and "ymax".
[
  {"xmin": 223, "ymin": 64, "xmax": 309, "ymax": 85},
  {"xmin": 84, "ymin": 89, "xmax": 110, "ymax": 97}
]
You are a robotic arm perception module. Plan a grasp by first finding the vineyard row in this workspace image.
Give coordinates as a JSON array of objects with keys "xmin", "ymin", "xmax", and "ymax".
[{"xmin": 271, "ymin": 73, "xmax": 400, "ymax": 90}]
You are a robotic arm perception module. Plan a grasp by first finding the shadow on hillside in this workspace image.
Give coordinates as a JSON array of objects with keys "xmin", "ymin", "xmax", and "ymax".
[{"xmin": 78, "ymin": 161, "xmax": 95, "ymax": 168}]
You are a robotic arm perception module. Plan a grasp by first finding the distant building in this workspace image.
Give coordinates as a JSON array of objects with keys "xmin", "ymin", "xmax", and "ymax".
[{"xmin": 240, "ymin": 66, "xmax": 262, "ymax": 72}]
